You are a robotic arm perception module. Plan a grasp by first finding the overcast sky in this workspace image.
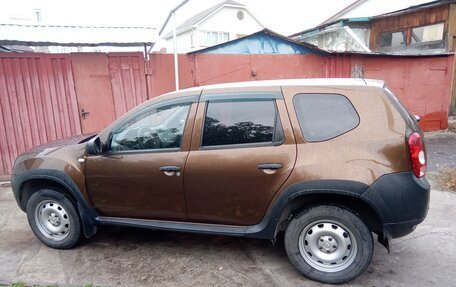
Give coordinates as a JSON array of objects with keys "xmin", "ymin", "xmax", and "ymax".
[{"xmin": 0, "ymin": 0, "xmax": 355, "ymax": 35}]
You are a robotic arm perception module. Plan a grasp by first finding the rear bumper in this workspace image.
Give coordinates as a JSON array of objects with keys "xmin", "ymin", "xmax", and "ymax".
[
  {"xmin": 384, "ymin": 219, "xmax": 423, "ymax": 238},
  {"xmin": 361, "ymin": 172, "xmax": 430, "ymax": 239}
]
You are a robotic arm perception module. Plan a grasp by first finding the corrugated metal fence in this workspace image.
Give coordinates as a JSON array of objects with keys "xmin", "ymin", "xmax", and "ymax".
[
  {"xmin": 0, "ymin": 51, "xmax": 454, "ymax": 176},
  {"xmin": 0, "ymin": 53, "xmax": 81, "ymax": 175}
]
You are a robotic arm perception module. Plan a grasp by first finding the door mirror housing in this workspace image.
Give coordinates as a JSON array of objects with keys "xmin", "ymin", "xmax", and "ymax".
[{"xmin": 86, "ymin": 136, "xmax": 103, "ymax": 155}]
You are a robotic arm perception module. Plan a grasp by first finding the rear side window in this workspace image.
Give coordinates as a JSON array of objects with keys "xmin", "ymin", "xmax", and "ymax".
[
  {"xmin": 293, "ymin": 93, "xmax": 359, "ymax": 142},
  {"xmin": 202, "ymin": 100, "xmax": 282, "ymax": 147}
]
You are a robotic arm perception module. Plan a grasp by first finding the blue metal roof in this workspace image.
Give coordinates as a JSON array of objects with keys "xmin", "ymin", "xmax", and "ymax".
[{"xmin": 189, "ymin": 29, "xmax": 328, "ymax": 55}]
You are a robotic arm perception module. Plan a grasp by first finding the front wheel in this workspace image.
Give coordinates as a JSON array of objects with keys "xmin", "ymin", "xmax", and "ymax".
[
  {"xmin": 26, "ymin": 189, "xmax": 82, "ymax": 249},
  {"xmin": 284, "ymin": 205, "xmax": 373, "ymax": 284}
]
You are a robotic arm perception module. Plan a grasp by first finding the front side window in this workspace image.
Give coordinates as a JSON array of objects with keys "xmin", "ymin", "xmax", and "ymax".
[
  {"xmin": 294, "ymin": 93, "xmax": 359, "ymax": 142},
  {"xmin": 411, "ymin": 23, "xmax": 444, "ymax": 44},
  {"xmin": 110, "ymin": 103, "xmax": 191, "ymax": 151},
  {"xmin": 379, "ymin": 30, "xmax": 406, "ymax": 47},
  {"xmin": 202, "ymin": 100, "xmax": 279, "ymax": 147}
]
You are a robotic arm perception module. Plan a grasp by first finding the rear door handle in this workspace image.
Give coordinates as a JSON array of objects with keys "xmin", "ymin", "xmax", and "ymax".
[
  {"xmin": 159, "ymin": 166, "xmax": 181, "ymax": 176},
  {"xmin": 257, "ymin": 163, "xmax": 283, "ymax": 170},
  {"xmin": 159, "ymin": 166, "xmax": 181, "ymax": 172}
]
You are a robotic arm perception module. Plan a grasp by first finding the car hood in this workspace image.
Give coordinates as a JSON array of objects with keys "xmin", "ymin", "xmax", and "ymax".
[
  {"xmin": 12, "ymin": 133, "xmax": 97, "ymax": 175},
  {"xmin": 24, "ymin": 133, "xmax": 97, "ymax": 156}
]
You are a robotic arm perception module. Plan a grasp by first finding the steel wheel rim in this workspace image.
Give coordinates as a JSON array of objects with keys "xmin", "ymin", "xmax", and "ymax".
[
  {"xmin": 34, "ymin": 200, "xmax": 70, "ymax": 241},
  {"xmin": 298, "ymin": 219, "xmax": 358, "ymax": 272}
]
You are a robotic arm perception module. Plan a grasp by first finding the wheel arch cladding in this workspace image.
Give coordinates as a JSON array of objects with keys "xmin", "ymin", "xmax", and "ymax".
[
  {"xmin": 269, "ymin": 180, "xmax": 384, "ymax": 236},
  {"xmin": 11, "ymin": 169, "xmax": 98, "ymax": 238}
]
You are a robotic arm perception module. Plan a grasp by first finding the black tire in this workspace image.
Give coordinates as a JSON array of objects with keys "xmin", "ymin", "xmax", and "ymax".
[
  {"xmin": 26, "ymin": 189, "xmax": 82, "ymax": 249},
  {"xmin": 284, "ymin": 205, "xmax": 373, "ymax": 284}
]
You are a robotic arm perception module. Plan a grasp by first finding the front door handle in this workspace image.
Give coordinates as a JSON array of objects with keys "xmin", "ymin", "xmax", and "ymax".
[
  {"xmin": 257, "ymin": 163, "xmax": 283, "ymax": 170},
  {"xmin": 159, "ymin": 166, "xmax": 181, "ymax": 176}
]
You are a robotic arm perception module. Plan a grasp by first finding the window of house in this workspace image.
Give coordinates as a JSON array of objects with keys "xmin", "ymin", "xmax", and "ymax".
[
  {"xmin": 200, "ymin": 31, "xmax": 230, "ymax": 46},
  {"xmin": 110, "ymin": 103, "xmax": 191, "ymax": 151},
  {"xmin": 379, "ymin": 30, "xmax": 406, "ymax": 47},
  {"xmin": 411, "ymin": 23, "xmax": 444, "ymax": 44},
  {"xmin": 202, "ymin": 100, "xmax": 282, "ymax": 147},
  {"xmin": 293, "ymin": 93, "xmax": 359, "ymax": 142}
]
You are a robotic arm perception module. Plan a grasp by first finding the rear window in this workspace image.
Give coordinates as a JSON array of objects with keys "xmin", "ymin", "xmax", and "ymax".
[{"xmin": 293, "ymin": 93, "xmax": 359, "ymax": 142}]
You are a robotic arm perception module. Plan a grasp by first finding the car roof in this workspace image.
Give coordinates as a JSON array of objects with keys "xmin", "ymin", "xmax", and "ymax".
[
  {"xmin": 176, "ymin": 78, "xmax": 385, "ymax": 94},
  {"xmin": 100, "ymin": 78, "xmax": 385, "ymax": 139}
]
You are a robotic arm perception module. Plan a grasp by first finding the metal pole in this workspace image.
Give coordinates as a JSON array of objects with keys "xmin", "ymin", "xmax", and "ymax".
[
  {"xmin": 173, "ymin": 12, "xmax": 179, "ymax": 91},
  {"xmin": 144, "ymin": 43, "xmax": 151, "ymax": 100}
]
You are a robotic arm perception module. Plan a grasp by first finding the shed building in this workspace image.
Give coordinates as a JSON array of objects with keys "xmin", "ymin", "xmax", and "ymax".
[{"xmin": 189, "ymin": 29, "xmax": 328, "ymax": 55}]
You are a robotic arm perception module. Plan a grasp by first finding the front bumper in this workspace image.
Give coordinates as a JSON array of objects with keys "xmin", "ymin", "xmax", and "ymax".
[
  {"xmin": 361, "ymin": 171, "xmax": 430, "ymax": 239},
  {"xmin": 10, "ymin": 174, "xmax": 24, "ymax": 211}
]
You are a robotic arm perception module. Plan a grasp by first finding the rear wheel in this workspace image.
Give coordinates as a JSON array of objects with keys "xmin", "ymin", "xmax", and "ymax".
[
  {"xmin": 26, "ymin": 189, "xmax": 82, "ymax": 249},
  {"xmin": 284, "ymin": 205, "xmax": 373, "ymax": 284}
]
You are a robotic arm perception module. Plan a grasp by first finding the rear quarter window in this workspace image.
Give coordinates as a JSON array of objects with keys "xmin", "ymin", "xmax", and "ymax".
[{"xmin": 293, "ymin": 93, "xmax": 359, "ymax": 142}]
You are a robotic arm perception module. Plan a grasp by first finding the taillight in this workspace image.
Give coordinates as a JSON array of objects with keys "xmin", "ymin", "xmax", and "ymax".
[{"xmin": 408, "ymin": 132, "xmax": 426, "ymax": 178}]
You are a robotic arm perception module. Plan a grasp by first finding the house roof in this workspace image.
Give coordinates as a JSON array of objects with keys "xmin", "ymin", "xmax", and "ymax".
[
  {"xmin": 319, "ymin": 0, "xmax": 367, "ymax": 25},
  {"xmin": 318, "ymin": 0, "xmax": 456, "ymax": 26},
  {"xmin": 334, "ymin": 50, "xmax": 453, "ymax": 57},
  {"xmin": 163, "ymin": 0, "xmax": 247, "ymax": 38},
  {"xmin": 0, "ymin": 45, "xmax": 34, "ymax": 52},
  {"xmin": 370, "ymin": 0, "xmax": 456, "ymax": 19},
  {"xmin": 0, "ymin": 24, "xmax": 157, "ymax": 47},
  {"xmin": 188, "ymin": 28, "xmax": 329, "ymax": 55},
  {"xmin": 289, "ymin": 17, "xmax": 370, "ymax": 38}
]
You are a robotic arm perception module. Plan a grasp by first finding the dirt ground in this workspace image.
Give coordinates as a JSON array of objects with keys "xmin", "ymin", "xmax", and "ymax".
[
  {"xmin": 1, "ymin": 186, "xmax": 455, "ymax": 287},
  {"xmin": 0, "ymin": 131, "xmax": 455, "ymax": 287},
  {"xmin": 425, "ymin": 131, "xmax": 456, "ymax": 172}
]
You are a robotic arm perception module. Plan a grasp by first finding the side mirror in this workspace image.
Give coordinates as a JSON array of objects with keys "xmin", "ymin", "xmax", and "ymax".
[
  {"xmin": 414, "ymin": 115, "xmax": 421, "ymax": 122},
  {"xmin": 85, "ymin": 136, "xmax": 103, "ymax": 155}
]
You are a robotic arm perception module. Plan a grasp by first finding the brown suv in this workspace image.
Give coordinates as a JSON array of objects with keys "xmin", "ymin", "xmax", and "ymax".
[{"xmin": 11, "ymin": 79, "xmax": 430, "ymax": 283}]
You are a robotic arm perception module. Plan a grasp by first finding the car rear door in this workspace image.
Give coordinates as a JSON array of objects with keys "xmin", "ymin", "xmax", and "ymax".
[{"xmin": 183, "ymin": 88, "xmax": 297, "ymax": 226}]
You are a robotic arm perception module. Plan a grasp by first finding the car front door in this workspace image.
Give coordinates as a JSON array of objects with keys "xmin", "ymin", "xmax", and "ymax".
[
  {"xmin": 85, "ymin": 96, "xmax": 198, "ymax": 220},
  {"xmin": 184, "ymin": 90, "xmax": 297, "ymax": 226}
]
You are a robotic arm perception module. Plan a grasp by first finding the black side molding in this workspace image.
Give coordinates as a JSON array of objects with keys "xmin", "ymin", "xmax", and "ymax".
[{"xmin": 96, "ymin": 216, "xmax": 268, "ymax": 238}]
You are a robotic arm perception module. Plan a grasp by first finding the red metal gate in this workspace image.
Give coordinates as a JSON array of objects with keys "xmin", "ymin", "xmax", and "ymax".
[
  {"xmin": 148, "ymin": 53, "xmax": 454, "ymax": 131},
  {"xmin": 71, "ymin": 53, "xmax": 116, "ymax": 134},
  {"xmin": 0, "ymin": 53, "xmax": 81, "ymax": 176},
  {"xmin": 0, "ymin": 52, "xmax": 149, "ymax": 176},
  {"xmin": 108, "ymin": 53, "xmax": 147, "ymax": 117},
  {"xmin": 354, "ymin": 55, "xmax": 454, "ymax": 130}
]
